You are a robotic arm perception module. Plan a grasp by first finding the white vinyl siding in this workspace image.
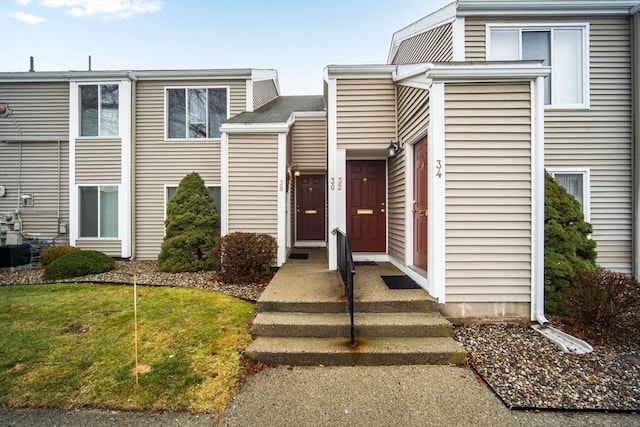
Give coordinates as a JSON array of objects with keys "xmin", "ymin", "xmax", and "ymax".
[
  {"xmin": 391, "ymin": 23, "xmax": 453, "ymax": 64},
  {"xmin": 466, "ymin": 16, "xmax": 633, "ymax": 274},
  {"xmin": 253, "ymin": 79, "xmax": 279, "ymax": 110},
  {"xmin": 336, "ymin": 78, "xmax": 396, "ymax": 150},
  {"xmin": 75, "ymin": 138, "xmax": 121, "ymax": 183},
  {"xmin": 445, "ymin": 82, "xmax": 532, "ymax": 303},
  {"xmin": 135, "ymin": 79, "xmax": 244, "ymax": 259},
  {"xmin": 227, "ymin": 133, "xmax": 278, "ymax": 237}
]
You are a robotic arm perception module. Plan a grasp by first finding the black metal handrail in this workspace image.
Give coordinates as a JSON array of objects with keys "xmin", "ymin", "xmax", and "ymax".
[{"xmin": 332, "ymin": 228, "xmax": 356, "ymax": 346}]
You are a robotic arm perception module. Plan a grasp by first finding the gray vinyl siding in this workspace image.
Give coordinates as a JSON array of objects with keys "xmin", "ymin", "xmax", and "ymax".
[
  {"xmin": 0, "ymin": 82, "xmax": 70, "ymax": 241},
  {"xmin": 445, "ymin": 82, "xmax": 532, "ymax": 303},
  {"xmin": 391, "ymin": 23, "xmax": 453, "ymax": 64},
  {"xmin": 465, "ymin": 16, "xmax": 633, "ymax": 273},
  {"xmin": 0, "ymin": 141, "xmax": 69, "ymax": 241},
  {"xmin": 228, "ymin": 133, "xmax": 278, "ymax": 237},
  {"xmin": 253, "ymin": 79, "xmax": 279, "ymax": 110},
  {"xmin": 291, "ymin": 117, "xmax": 327, "ymax": 171},
  {"xmin": 0, "ymin": 82, "xmax": 69, "ymax": 138},
  {"xmin": 134, "ymin": 79, "xmax": 244, "ymax": 259},
  {"xmin": 336, "ymin": 79, "xmax": 396, "ymax": 150},
  {"xmin": 75, "ymin": 138, "xmax": 121, "ymax": 183},
  {"xmin": 388, "ymin": 86, "xmax": 431, "ymax": 264}
]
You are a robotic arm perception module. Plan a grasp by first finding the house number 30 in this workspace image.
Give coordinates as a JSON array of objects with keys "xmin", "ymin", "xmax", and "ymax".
[
  {"xmin": 436, "ymin": 160, "xmax": 443, "ymax": 178},
  {"xmin": 331, "ymin": 178, "xmax": 335, "ymax": 190}
]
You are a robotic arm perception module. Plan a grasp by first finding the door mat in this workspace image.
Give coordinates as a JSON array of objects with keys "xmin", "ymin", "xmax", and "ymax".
[
  {"xmin": 354, "ymin": 261, "xmax": 377, "ymax": 266},
  {"xmin": 381, "ymin": 275, "xmax": 421, "ymax": 290},
  {"xmin": 289, "ymin": 253, "xmax": 309, "ymax": 260}
]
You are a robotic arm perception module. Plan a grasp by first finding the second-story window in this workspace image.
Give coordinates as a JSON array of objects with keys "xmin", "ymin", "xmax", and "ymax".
[
  {"xmin": 166, "ymin": 88, "xmax": 227, "ymax": 139},
  {"xmin": 80, "ymin": 84, "xmax": 119, "ymax": 136}
]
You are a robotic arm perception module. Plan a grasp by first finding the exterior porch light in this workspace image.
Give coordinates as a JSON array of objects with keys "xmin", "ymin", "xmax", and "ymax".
[
  {"xmin": 387, "ymin": 139, "xmax": 403, "ymax": 158},
  {"xmin": 292, "ymin": 165, "xmax": 301, "ymax": 177}
]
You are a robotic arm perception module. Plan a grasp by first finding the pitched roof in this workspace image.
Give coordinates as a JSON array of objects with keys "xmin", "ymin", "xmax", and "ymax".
[{"xmin": 226, "ymin": 95, "xmax": 325, "ymax": 124}]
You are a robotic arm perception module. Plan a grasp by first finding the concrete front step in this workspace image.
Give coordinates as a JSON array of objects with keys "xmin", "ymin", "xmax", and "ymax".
[
  {"xmin": 257, "ymin": 297, "xmax": 439, "ymax": 314},
  {"xmin": 251, "ymin": 312, "xmax": 453, "ymax": 338},
  {"xmin": 245, "ymin": 336, "xmax": 467, "ymax": 366}
]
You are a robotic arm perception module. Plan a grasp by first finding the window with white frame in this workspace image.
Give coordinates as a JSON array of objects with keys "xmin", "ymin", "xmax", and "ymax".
[
  {"xmin": 166, "ymin": 88, "xmax": 227, "ymax": 139},
  {"xmin": 487, "ymin": 24, "xmax": 588, "ymax": 107},
  {"xmin": 548, "ymin": 169, "xmax": 590, "ymax": 221},
  {"xmin": 165, "ymin": 185, "xmax": 221, "ymax": 235},
  {"xmin": 80, "ymin": 84, "xmax": 119, "ymax": 136},
  {"xmin": 79, "ymin": 186, "xmax": 119, "ymax": 238}
]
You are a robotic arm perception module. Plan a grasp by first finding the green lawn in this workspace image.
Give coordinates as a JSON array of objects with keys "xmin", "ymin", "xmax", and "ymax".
[{"xmin": 0, "ymin": 284, "xmax": 255, "ymax": 413}]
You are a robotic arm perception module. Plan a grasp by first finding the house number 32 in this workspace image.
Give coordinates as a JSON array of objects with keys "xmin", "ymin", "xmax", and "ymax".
[{"xmin": 436, "ymin": 160, "xmax": 443, "ymax": 178}]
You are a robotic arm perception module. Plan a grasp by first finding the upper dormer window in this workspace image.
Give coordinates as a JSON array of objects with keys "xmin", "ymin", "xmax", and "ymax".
[
  {"xmin": 80, "ymin": 84, "xmax": 119, "ymax": 136},
  {"xmin": 487, "ymin": 24, "xmax": 588, "ymax": 108},
  {"xmin": 166, "ymin": 87, "xmax": 228, "ymax": 139}
]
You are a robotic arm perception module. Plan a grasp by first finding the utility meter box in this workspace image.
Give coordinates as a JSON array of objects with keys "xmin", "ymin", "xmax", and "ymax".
[{"xmin": 6, "ymin": 231, "xmax": 23, "ymax": 245}]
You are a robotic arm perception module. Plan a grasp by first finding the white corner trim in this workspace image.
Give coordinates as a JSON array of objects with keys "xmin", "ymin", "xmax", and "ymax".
[
  {"xmin": 429, "ymin": 82, "xmax": 446, "ymax": 303},
  {"xmin": 68, "ymin": 81, "xmax": 78, "ymax": 247},
  {"xmin": 327, "ymin": 78, "xmax": 339, "ymax": 270},
  {"xmin": 277, "ymin": 133, "xmax": 287, "ymax": 267},
  {"xmin": 531, "ymin": 77, "xmax": 548, "ymax": 324},
  {"xmin": 251, "ymin": 69, "xmax": 279, "ymax": 82},
  {"xmin": 245, "ymin": 79, "xmax": 254, "ymax": 112},
  {"xmin": 452, "ymin": 17, "xmax": 466, "ymax": 61},
  {"xmin": 220, "ymin": 132, "xmax": 229, "ymax": 236},
  {"xmin": 119, "ymin": 79, "xmax": 132, "ymax": 258}
]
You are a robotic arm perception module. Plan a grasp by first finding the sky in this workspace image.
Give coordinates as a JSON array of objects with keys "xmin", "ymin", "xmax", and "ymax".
[{"xmin": 0, "ymin": 0, "xmax": 451, "ymax": 95}]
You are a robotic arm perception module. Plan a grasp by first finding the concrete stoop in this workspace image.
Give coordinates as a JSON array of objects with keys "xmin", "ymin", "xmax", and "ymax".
[{"xmin": 246, "ymin": 291, "xmax": 466, "ymax": 366}]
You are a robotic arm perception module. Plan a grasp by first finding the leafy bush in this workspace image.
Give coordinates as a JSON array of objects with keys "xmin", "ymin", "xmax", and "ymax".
[
  {"xmin": 212, "ymin": 232, "xmax": 277, "ymax": 284},
  {"xmin": 544, "ymin": 171, "xmax": 597, "ymax": 314},
  {"xmin": 44, "ymin": 250, "xmax": 115, "ymax": 280},
  {"xmin": 563, "ymin": 268, "xmax": 640, "ymax": 334},
  {"xmin": 157, "ymin": 172, "xmax": 219, "ymax": 272},
  {"xmin": 40, "ymin": 245, "xmax": 80, "ymax": 266}
]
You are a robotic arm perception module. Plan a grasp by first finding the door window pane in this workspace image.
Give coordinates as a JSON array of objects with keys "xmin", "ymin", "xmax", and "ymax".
[
  {"xmin": 79, "ymin": 186, "xmax": 98, "ymax": 237},
  {"xmin": 101, "ymin": 84, "xmax": 119, "ymax": 136},
  {"xmin": 522, "ymin": 31, "xmax": 551, "ymax": 105},
  {"xmin": 100, "ymin": 186, "xmax": 118, "ymax": 237},
  {"xmin": 553, "ymin": 29, "xmax": 583, "ymax": 105},
  {"xmin": 491, "ymin": 29, "xmax": 519, "ymax": 60},
  {"xmin": 80, "ymin": 85, "xmax": 99, "ymax": 136}
]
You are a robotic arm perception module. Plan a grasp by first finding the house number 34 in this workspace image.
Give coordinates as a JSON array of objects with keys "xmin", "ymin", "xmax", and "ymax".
[{"xmin": 331, "ymin": 178, "xmax": 343, "ymax": 191}]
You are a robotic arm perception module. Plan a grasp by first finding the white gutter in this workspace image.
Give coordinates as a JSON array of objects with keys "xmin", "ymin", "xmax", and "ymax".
[{"xmin": 456, "ymin": 0, "xmax": 640, "ymax": 16}]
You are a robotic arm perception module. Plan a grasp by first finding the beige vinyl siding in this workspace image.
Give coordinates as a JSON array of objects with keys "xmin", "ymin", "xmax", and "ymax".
[
  {"xmin": 228, "ymin": 133, "xmax": 278, "ymax": 237},
  {"xmin": 392, "ymin": 23, "xmax": 453, "ymax": 64},
  {"xmin": 253, "ymin": 80, "xmax": 279, "ymax": 110},
  {"xmin": 445, "ymin": 83, "xmax": 532, "ymax": 303},
  {"xmin": 466, "ymin": 16, "xmax": 633, "ymax": 273},
  {"xmin": 0, "ymin": 82, "xmax": 69, "ymax": 138},
  {"xmin": 75, "ymin": 138, "xmax": 121, "ymax": 183},
  {"xmin": 388, "ymin": 86, "xmax": 431, "ymax": 263},
  {"xmin": 336, "ymin": 79, "xmax": 396, "ymax": 150},
  {"xmin": 75, "ymin": 239, "xmax": 121, "ymax": 256},
  {"xmin": 291, "ymin": 117, "xmax": 327, "ymax": 171},
  {"xmin": 0, "ymin": 141, "xmax": 69, "ymax": 241},
  {"xmin": 134, "ymin": 79, "xmax": 244, "ymax": 259}
]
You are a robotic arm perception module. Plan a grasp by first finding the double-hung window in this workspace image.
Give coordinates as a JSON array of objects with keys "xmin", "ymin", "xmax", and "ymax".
[
  {"xmin": 487, "ymin": 24, "xmax": 588, "ymax": 107},
  {"xmin": 548, "ymin": 169, "xmax": 590, "ymax": 221},
  {"xmin": 79, "ymin": 185, "xmax": 119, "ymax": 238},
  {"xmin": 80, "ymin": 84, "xmax": 119, "ymax": 136},
  {"xmin": 166, "ymin": 88, "xmax": 228, "ymax": 139}
]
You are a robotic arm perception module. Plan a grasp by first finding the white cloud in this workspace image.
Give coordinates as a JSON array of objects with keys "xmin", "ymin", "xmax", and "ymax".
[
  {"xmin": 42, "ymin": 0, "xmax": 162, "ymax": 19},
  {"xmin": 10, "ymin": 11, "xmax": 44, "ymax": 24},
  {"xmin": 16, "ymin": 0, "xmax": 33, "ymax": 5}
]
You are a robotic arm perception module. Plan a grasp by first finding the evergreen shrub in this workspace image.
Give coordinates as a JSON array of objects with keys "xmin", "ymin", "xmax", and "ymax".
[
  {"xmin": 44, "ymin": 250, "xmax": 115, "ymax": 280},
  {"xmin": 544, "ymin": 171, "xmax": 597, "ymax": 314},
  {"xmin": 212, "ymin": 232, "xmax": 277, "ymax": 284},
  {"xmin": 157, "ymin": 172, "xmax": 219, "ymax": 272},
  {"xmin": 40, "ymin": 245, "xmax": 80, "ymax": 266}
]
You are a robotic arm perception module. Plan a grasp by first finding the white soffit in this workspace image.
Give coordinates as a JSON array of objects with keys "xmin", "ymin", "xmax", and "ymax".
[{"xmin": 457, "ymin": 0, "xmax": 640, "ymax": 16}]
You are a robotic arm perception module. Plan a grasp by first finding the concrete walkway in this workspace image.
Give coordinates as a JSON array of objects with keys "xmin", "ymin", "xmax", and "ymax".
[{"xmin": 220, "ymin": 365, "xmax": 639, "ymax": 427}]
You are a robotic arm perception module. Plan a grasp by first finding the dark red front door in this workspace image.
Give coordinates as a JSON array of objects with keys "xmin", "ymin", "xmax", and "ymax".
[
  {"xmin": 347, "ymin": 160, "xmax": 386, "ymax": 253},
  {"xmin": 413, "ymin": 138, "xmax": 428, "ymax": 271},
  {"xmin": 296, "ymin": 175, "xmax": 325, "ymax": 241}
]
